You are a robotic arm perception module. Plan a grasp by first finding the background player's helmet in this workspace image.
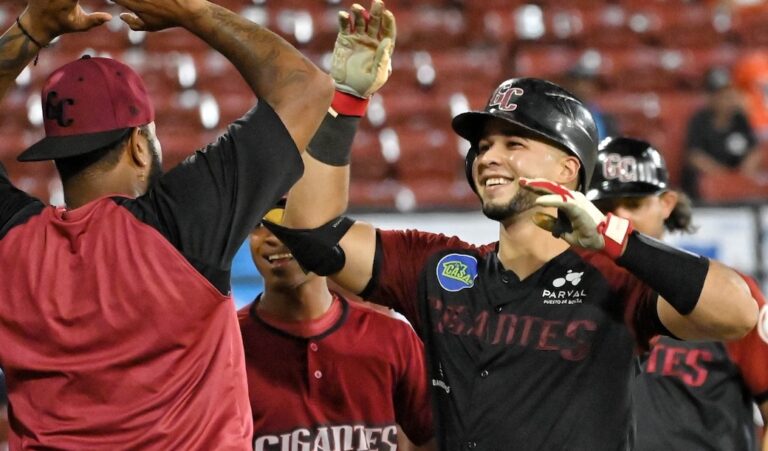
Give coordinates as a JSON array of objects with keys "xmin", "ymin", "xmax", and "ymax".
[
  {"xmin": 586, "ymin": 136, "xmax": 669, "ymax": 201},
  {"xmin": 452, "ymin": 78, "xmax": 599, "ymax": 194}
]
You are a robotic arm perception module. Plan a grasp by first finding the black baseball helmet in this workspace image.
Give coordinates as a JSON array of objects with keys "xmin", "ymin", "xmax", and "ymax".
[
  {"xmin": 452, "ymin": 78, "xmax": 599, "ymax": 193},
  {"xmin": 586, "ymin": 136, "xmax": 669, "ymax": 201}
]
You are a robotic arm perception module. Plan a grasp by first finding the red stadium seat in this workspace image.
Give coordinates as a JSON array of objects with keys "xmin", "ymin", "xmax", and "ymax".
[
  {"xmin": 514, "ymin": 46, "xmax": 582, "ymax": 80},
  {"xmin": 350, "ymin": 130, "xmax": 392, "ymax": 182},
  {"xmin": 401, "ymin": 178, "xmax": 478, "ymax": 210},
  {"xmin": 349, "ymin": 179, "xmax": 400, "ymax": 210},
  {"xmin": 635, "ymin": 4, "xmax": 731, "ymax": 48},
  {"xmin": 392, "ymin": 126, "xmax": 464, "ymax": 184},
  {"xmin": 697, "ymin": 171, "xmax": 768, "ymax": 202}
]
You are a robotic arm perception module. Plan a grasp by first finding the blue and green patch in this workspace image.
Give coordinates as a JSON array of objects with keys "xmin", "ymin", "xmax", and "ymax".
[{"xmin": 436, "ymin": 253, "xmax": 478, "ymax": 292}]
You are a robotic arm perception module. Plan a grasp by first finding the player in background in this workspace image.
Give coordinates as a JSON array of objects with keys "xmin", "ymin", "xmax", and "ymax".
[
  {"xmin": 262, "ymin": 76, "xmax": 758, "ymax": 450},
  {"xmin": 239, "ymin": 3, "xmax": 435, "ymax": 450},
  {"xmin": 587, "ymin": 136, "xmax": 768, "ymax": 451},
  {"xmin": 0, "ymin": 0, "xmax": 332, "ymax": 448}
]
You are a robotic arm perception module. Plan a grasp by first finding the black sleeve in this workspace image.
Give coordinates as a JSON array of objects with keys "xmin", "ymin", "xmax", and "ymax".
[
  {"xmin": 0, "ymin": 161, "xmax": 45, "ymax": 240},
  {"xmin": 122, "ymin": 101, "xmax": 303, "ymax": 292}
]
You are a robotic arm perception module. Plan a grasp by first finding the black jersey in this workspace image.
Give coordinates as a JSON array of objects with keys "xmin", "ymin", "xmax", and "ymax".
[
  {"xmin": 363, "ymin": 229, "xmax": 664, "ymax": 451},
  {"xmin": 633, "ymin": 276, "xmax": 768, "ymax": 451}
]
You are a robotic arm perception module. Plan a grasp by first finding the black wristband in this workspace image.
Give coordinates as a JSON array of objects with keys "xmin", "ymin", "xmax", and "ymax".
[
  {"xmin": 616, "ymin": 231, "xmax": 709, "ymax": 315},
  {"xmin": 306, "ymin": 112, "xmax": 360, "ymax": 166}
]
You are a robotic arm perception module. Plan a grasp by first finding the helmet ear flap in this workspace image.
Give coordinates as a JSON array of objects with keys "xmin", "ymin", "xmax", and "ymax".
[{"xmin": 465, "ymin": 146, "xmax": 479, "ymax": 195}]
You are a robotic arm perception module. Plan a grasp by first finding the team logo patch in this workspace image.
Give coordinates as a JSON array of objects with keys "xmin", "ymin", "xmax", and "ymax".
[
  {"xmin": 758, "ymin": 305, "xmax": 768, "ymax": 345},
  {"xmin": 436, "ymin": 253, "xmax": 478, "ymax": 292}
]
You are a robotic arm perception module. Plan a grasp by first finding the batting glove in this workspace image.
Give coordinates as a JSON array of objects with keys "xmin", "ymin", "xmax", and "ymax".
[
  {"xmin": 331, "ymin": 0, "xmax": 396, "ymax": 98},
  {"xmin": 519, "ymin": 178, "xmax": 633, "ymax": 259}
]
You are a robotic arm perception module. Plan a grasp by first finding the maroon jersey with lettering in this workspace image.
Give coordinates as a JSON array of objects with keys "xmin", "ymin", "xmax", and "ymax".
[
  {"xmin": 633, "ymin": 275, "xmax": 768, "ymax": 451},
  {"xmin": 0, "ymin": 103, "xmax": 301, "ymax": 449},
  {"xmin": 238, "ymin": 293, "xmax": 434, "ymax": 451},
  {"xmin": 363, "ymin": 230, "xmax": 665, "ymax": 451}
]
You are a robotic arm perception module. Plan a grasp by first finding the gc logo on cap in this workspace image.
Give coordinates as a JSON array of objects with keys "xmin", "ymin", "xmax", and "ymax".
[{"xmin": 18, "ymin": 55, "xmax": 155, "ymax": 162}]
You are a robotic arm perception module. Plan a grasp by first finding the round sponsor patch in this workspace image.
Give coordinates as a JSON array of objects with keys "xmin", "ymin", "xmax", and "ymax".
[
  {"xmin": 758, "ymin": 305, "xmax": 768, "ymax": 345},
  {"xmin": 436, "ymin": 253, "xmax": 478, "ymax": 292}
]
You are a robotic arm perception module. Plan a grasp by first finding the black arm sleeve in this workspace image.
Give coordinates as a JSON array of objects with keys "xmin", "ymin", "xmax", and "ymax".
[
  {"xmin": 123, "ymin": 102, "xmax": 303, "ymax": 292},
  {"xmin": 0, "ymin": 161, "xmax": 45, "ymax": 240}
]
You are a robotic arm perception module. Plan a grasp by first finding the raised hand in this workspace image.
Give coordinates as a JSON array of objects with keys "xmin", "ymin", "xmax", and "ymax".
[
  {"xmin": 520, "ymin": 177, "xmax": 633, "ymax": 258},
  {"xmin": 21, "ymin": 0, "xmax": 112, "ymax": 44},
  {"xmin": 332, "ymin": 0, "xmax": 396, "ymax": 98},
  {"xmin": 114, "ymin": 0, "xmax": 209, "ymax": 32}
]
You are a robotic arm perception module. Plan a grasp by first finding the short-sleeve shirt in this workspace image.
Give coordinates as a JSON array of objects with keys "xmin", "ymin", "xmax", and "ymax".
[
  {"xmin": 238, "ymin": 293, "xmax": 434, "ymax": 450},
  {"xmin": 363, "ymin": 229, "xmax": 663, "ymax": 451},
  {"xmin": 633, "ymin": 274, "xmax": 768, "ymax": 451},
  {"xmin": 0, "ymin": 102, "xmax": 302, "ymax": 449},
  {"xmin": 685, "ymin": 108, "xmax": 757, "ymax": 168}
]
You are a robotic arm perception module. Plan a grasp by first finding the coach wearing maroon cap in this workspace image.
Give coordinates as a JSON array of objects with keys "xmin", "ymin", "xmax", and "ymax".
[{"xmin": 0, "ymin": 0, "xmax": 332, "ymax": 449}]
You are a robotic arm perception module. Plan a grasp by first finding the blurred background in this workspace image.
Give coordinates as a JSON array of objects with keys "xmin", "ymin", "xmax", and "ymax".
[{"xmin": 2, "ymin": 0, "xmax": 768, "ymax": 307}]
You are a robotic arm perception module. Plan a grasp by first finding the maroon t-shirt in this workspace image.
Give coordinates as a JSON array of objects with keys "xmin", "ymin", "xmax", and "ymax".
[
  {"xmin": 0, "ymin": 103, "xmax": 302, "ymax": 449},
  {"xmin": 364, "ymin": 229, "xmax": 664, "ymax": 450},
  {"xmin": 239, "ymin": 294, "xmax": 434, "ymax": 450}
]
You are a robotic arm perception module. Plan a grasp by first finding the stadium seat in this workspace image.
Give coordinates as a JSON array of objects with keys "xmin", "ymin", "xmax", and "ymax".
[
  {"xmin": 350, "ymin": 129, "xmax": 392, "ymax": 182},
  {"xmin": 392, "ymin": 126, "xmax": 464, "ymax": 184},
  {"xmin": 697, "ymin": 171, "xmax": 768, "ymax": 202},
  {"xmin": 401, "ymin": 178, "xmax": 478, "ymax": 210},
  {"xmin": 349, "ymin": 179, "xmax": 400, "ymax": 210}
]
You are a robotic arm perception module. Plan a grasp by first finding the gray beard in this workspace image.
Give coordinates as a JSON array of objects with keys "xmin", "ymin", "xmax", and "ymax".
[{"xmin": 481, "ymin": 189, "xmax": 537, "ymax": 221}]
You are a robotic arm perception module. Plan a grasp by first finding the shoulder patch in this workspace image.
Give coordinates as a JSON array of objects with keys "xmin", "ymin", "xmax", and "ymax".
[
  {"xmin": 436, "ymin": 253, "xmax": 478, "ymax": 292},
  {"xmin": 758, "ymin": 304, "xmax": 768, "ymax": 345}
]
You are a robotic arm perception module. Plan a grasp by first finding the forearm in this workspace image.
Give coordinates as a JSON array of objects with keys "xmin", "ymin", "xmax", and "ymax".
[
  {"xmin": 283, "ymin": 154, "xmax": 350, "ymax": 229},
  {"xmin": 657, "ymin": 260, "xmax": 757, "ymax": 340},
  {"xmin": 689, "ymin": 150, "xmax": 727, "ymax": 174},
  {"xmin": 282, "ymin": 94, "xmax": 365, "ymax": 229},
  {"xmin": 183, "ymin": 3, "xmax": 327, "ymax": 115},
  {"xmin": 0, "ymin": 19, "xmax": 42, "ymax": 103},
  {"xmin": 740, "ymin": 148, "xmax": 763, "ymax": 175},
  {"xmin": 614, "ymin": 232, "xmax": 756, "ymax": 340}
]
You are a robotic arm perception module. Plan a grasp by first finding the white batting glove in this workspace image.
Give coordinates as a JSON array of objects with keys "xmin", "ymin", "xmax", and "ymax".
[
  {"xmin": 331, "ymin": 0, "xmax": 396, "ymax": 98},
  {"xmin": 520, "ymin": 178, "xmax": 633, "ymax": 259}
]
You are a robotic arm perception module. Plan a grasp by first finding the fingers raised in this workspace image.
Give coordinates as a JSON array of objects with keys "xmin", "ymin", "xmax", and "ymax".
[
  {"xmin": 367, "ymin": 0, "xmax": 384, "ymax": 38},
  {"xmin": 337, "ymin": 10, "xmax": 351, "ymax": 34},
  {"xmin": 350, "ymin": 3, "xmax": 367, "ymax": 34}
]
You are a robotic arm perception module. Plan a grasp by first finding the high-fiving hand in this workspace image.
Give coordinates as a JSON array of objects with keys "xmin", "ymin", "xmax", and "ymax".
[
  {"xmin": 114, "ymin": 0, "xmax": 209, "ymax": 32},
  {"xmin": 22, "ymin": 0, "xmax": 112, "ymax": 44},
  {"xmin": 520, "ymin": 178, "xmax": 633, "ymax": 259},
  {"xmin": 332, "ymin": 0, "xmax": 396, "ymax": 98}
]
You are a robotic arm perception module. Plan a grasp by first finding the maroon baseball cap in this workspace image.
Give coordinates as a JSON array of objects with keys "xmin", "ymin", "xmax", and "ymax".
[{"xmin": 18, "ymin": 55, "xmax": 155, "ymax": 162}]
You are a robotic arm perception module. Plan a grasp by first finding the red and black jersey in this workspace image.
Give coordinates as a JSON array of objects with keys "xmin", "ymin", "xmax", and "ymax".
[
  {"xmin": 363, "ymin": 229, "xmax": 664, "ymax": 451},
  {"xmin": 238, "ymin": 293, "xmax": 434, "ymax": 450},
  {"xmin": 0, "ymin": 103, "xmax": 302, "ymax": 449},
  {"xmin": 633, "ymin": 275, "xmax": 768, "ymax": 451}
]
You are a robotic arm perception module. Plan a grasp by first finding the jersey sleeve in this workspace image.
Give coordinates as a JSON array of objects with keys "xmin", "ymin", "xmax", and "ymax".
[
  {"xmin": 363, "ymin": 229, "xmax": 473, "ymax": 329},
  {"xmin": 392, "ymin": 319, "xmax": 435, "ymax": 446},
  {"xmin": 725, "ymin": 274, "xmax": 768, "ymax": 403},
  {"xmin": 125, "ymin": 102, "xmax": 303, "ymax": 291},
  {"xmin": 0, "ymin": 161, "xmax": 45, "ymax": 239}
]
